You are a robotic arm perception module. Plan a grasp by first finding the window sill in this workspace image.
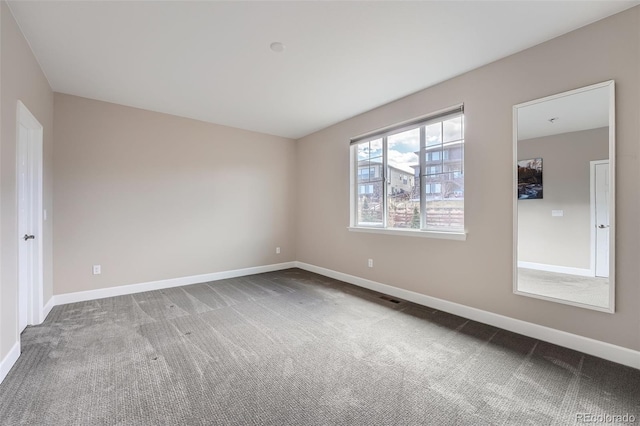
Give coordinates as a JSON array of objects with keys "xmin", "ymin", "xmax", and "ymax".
[{"xmin": 347, "ymin": 226, "xmax": 467, "ymax": 241}]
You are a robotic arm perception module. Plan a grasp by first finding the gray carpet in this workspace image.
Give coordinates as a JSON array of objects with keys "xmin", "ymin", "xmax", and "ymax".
[{"xmin": 0, "ymin": 268, "xmax": 638, "ymax": 425}]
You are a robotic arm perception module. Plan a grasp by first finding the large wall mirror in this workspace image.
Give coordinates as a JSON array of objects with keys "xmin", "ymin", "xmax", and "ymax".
[{"xmin": 513, "ymin": 81, "xmax": 615, "ymax": 312}]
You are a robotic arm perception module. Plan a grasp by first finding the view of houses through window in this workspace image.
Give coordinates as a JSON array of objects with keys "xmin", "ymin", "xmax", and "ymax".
[{"xmin": 353, "ymin": 109, "xmax": 464, "ymax": 231}]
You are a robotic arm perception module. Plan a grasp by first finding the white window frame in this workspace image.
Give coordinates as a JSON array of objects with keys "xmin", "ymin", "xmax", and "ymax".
[{"xmin": 348, "ymin": 105, "xmax": 466, "ymax": 241}]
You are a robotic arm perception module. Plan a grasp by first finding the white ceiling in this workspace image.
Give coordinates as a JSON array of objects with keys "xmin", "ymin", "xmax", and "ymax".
[
  {"xmin": 8, "ymin": 1, "xmax": 639, "ymax": 139},
  {"xmin": 517, "ymin": 84, "xmax": 611, "ymax": 140}
]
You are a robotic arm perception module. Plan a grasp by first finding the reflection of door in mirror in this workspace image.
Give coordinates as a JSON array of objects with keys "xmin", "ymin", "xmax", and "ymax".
[
  {"xmin": 593, "ymin": 160, "xmax": 609, "ymax": 278},
  {"xmin": 513, "ymin": 81, "xmax": 614, "ymax": 312}
]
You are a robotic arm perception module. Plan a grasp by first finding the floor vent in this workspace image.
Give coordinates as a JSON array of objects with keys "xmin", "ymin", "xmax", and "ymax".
[{"xmin": 379, "ymin": 295, "xmax": 402, "ymax": 304}]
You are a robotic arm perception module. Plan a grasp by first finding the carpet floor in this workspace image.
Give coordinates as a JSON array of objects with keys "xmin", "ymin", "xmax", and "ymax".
[
  {"xmin": 0, "ymin": 268, "xmax": 638, "ymax": 425},
  {"xmin": 518, "ymin": 268, "xmax": 609, "ymax": 308}
]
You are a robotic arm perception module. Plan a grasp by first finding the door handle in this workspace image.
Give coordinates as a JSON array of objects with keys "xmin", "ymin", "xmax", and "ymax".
[
  {"xmin": 598, "ymin": 224, "xmax": 609, "ymax": 229},
  {"xmin": 23, "ymin": 234, "xmax": 35, "ymax": 241}
]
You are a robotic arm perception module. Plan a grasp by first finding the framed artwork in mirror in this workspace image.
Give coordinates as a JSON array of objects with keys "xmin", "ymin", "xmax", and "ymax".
[{"xmin": 517, "ymin": 158, "xmax": 543, "ymax": 200}]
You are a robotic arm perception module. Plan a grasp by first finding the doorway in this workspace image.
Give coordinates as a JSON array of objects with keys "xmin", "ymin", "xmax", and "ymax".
[
  {"xmin": 590, "ymin": 160, "xmax": 609, "ymax": 278},
  {"xmin": 17, "ymin": 101, "xmax": 44, "ymax": 332}
]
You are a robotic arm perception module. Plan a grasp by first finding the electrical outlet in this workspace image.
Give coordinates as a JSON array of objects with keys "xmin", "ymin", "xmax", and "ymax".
[
  {"xmin": 276, "ymin": 247, "xmax": 281, "ymax": 254},
  {"xmin": 93, "ymin": 265, "xmax": 101, "ymax": 275},
  {"xmin": 368, "ymin": 259, "xmax": 373, "ymax": 268}
]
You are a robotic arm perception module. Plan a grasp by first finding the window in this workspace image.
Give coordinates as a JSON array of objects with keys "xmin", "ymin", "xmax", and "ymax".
[
  {"xmin": 351, "ymin": 106, "xmax": 464, "ymax": 233},
  {"xmin": 359, "ymin": 184, "xmax": 374, "ymax": 194}
]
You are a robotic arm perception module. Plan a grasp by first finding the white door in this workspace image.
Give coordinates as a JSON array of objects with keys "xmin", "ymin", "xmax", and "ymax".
[
  {"xmin": 594, "ymin": 161, "xmax": 609, "ymax": 278},
  {"xmin": 17, "ymin": 101, "xmax": 44, "ymax": 331}
]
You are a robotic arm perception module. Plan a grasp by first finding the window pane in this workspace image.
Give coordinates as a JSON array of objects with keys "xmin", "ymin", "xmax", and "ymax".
[
  {"xmin": 445, "ymin": 143, "xmax": 463, "ymax": 161},
  {"xmin": 357, "ymin": 180, "xmax": 383, "ymax": 226},
  {"xmin": 357, "ymin": 143, "xmax": 369, "ymax": 161},
  {"xmin": 369, "ymin": 138, "xmax": 383, "ymax": 157},
  {"xmin": 426, "ymin": 165, "xmax": 441, "ymax": 176},
  {"xmin": 445, "ymin": 161, "xmax": 463, "ymax": 174},
  {"xmin": 357, "ymin": 139, "xmax": 383, "ymax": 161},
  {"xmin": 424, "ymin": 146, "xmax": 443, "ymax": 176},
  {"xmin": 424, "ymin": 174, "xmax": 464, "ymax": 230},
  {"xmin": 425, "ymin": 122, "xmax": 442, "ymax": 147},
  {"xmin": 443, "ymin": 116, "xmax": 463, "ymax": 143},
  {"xmin": 388, "ymin": 196, "xmax": 420, "ymax": 229},
  {"xmin": 356, "ymin": 137, "xmax": 383, "ymax": 187},
  {"xmin": 357, "ymin": 161, "xmax": 372, "ymax": 182},
  {"xmin": 369, "ymin": 162, "xmax": 381, "ymax": 179},
  {"xmin": 387, "ymin": 129, "xmax": 420, "ymax": 229},
  {"xmin": 387, "ymin": 129, "xmax": 420, "ymax": 169},
  {"xmin": 352, "ymin": 109, "xmax": 463, "ymax": 233}
]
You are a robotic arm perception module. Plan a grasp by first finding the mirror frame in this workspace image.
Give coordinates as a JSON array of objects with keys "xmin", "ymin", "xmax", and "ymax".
[{"xmin": 512, "ymin": 80, "xmax": 615, "ymax": 313}]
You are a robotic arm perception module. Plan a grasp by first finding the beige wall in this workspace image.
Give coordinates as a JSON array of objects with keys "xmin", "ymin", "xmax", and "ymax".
[
  {"xmin": 1, "ymin": 1, "xmax": 638, "ymax": 371},
  {"xmin": 53, "ymin": 94, "xmax": 296, "ymax": 295},
  {"xmin": 296, "ymin": 8, "xmax": 640, "ymax": 350},
  {"xmin": 518, "ymin": 128, "xmax": 608, "ymax": 269},
  {"xmin": 1, "ymin": 2, "xmax": 54, "ymax": 360}
]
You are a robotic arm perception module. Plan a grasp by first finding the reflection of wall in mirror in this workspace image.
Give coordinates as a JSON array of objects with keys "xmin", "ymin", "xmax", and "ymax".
[{"xmin": 518, "ymin": 127, "xmax": 608, "ymax": 271}]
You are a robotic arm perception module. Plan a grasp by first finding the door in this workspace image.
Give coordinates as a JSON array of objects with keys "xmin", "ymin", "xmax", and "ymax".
[
  {"xmin": 17, "ymin": 101, "xmax": 44, "ymax": 331},
  {"xmin": 593, "ymin": 161, "xmax": 609, "ymax": 278}
]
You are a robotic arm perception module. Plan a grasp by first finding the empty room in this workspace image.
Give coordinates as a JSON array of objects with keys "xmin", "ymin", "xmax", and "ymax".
[{"xmin": 1, "ymin": 1, "xmax": 639, "ymax": 425}]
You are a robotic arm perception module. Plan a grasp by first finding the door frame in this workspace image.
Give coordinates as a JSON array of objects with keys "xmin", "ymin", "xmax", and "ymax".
[
  {"xmin": 17, "ymin": 100, "xmax": 44, "ymax": 328},
  {"xmin": 589, "ymin": 159, "xmax": 609, "ymax": 279}
]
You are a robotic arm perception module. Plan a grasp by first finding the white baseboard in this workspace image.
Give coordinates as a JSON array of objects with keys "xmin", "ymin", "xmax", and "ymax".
[
  {"xmin": 42, "ymin": 297, "xmax": 55, "ymax": 321},
  {"xmin": 0, "ymin": 341, "xmax": 21, "ymax": 385},
  {"xmin": 518, "ymin": 261, "xmax": 594, "ymax": 277},
  {"xmin": 294, "ymin": 261, "xmax": 640, "ymax": 370},
  {"xmin": 53, "ymin": 262, "xmax": 296, "ymax": 306}
]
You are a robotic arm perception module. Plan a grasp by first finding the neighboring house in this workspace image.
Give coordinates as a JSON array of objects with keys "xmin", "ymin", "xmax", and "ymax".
[
  {"xmin": 411, "ymin": 140, "xmax": 464, "ymax": 200},
  {"xmin": 356, "ymin": 161, "xmax": 381, "ymax": 196},
  {"xmin": 356, "ymin": 160, "xmax": 415, "ymax": 197},
  {"xmin": 388, "ymin": 162, "xmax": 415, "ymax": 196}
]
